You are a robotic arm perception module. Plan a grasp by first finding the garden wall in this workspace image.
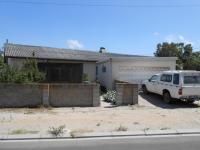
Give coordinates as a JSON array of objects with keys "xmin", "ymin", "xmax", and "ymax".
[
  {"xmin": 115, "ymin": 83, "xmax": 138, "ymax": 105},
  {"xmin": 0, "ymin": 83, "xmax": 100, "ymax": 108}
]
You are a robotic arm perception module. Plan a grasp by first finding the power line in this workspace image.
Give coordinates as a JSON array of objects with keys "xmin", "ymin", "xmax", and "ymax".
[{"xmin": 0, "ymin": 0, "xmax": 200, "ymax": 8}]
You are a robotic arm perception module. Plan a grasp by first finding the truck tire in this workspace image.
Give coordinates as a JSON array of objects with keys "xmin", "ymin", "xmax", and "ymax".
[
  {"xmin": 163, "ymin": 92, "xmax": 172, "ymax": 104},
  {"xmin": 142, "ymin": 85, "xmax": 149, "ymax": 94}
]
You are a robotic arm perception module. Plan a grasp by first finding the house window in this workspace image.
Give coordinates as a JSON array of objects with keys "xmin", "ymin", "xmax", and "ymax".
[{"xmin": 102, "ymin": 65, "xmax": 106, "ymax": 73}]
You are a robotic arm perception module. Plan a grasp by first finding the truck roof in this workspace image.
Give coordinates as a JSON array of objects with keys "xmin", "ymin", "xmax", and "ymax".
[{"xmin": 163, "ymin": 70, "xmax": 200, "ymax": 74}]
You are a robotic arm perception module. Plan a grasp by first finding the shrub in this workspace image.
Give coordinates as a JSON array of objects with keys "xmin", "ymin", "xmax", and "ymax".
[
  {"xmin": 0, "ymin": 58, "xmax": 45, "ymax": 83},
  {"xmin": 82, "ymin": 73, "xmax": 89, "ymax": 82},
  {"xmin": 115, "ymin": 125, "xmax": 128, "ymax": 132},
  {"xmin": 103, "ymin": 90, "xmax": 116, "ymax": 104},
  {"xmin": 48, "ymin": 125, "xmax": 66, "ymax": 137}
]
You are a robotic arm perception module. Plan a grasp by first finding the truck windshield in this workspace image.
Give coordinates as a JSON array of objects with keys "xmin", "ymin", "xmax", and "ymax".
[{"xmin": 184, "ymin": 75, "xmax": 200, "ymax": 84}]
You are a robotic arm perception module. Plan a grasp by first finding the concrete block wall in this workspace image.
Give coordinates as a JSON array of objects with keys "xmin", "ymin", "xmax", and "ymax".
[
  {"xmin": 0, "ymin": 83, "xmax": 100, "ymax": 108},
  {"xmin": 49, "ymin": 84, "xmax": 100, "ymax": 107},
  {"xmin": 116, "ymin": 83, "xmax": 138, "ymax": 105},
  {"xmin": 0, "ymin": 84, "xmax": 43, "ymax": 108}
]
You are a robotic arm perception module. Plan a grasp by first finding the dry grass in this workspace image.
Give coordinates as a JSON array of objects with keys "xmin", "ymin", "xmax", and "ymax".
[
  {"xmin": 115, "ymin": 125, "xmax": 128, "ymax": 132},
  {"xmin": 9, "ymin": 129, "xmax": 39, "ymax": 135}
]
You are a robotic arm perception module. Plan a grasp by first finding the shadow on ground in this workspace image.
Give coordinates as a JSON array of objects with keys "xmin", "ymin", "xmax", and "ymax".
[{"xmin": 139, "ymin": 92, "xmax": 200, "ymax": 109}]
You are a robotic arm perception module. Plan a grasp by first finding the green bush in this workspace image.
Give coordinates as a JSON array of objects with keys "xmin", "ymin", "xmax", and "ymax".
[
  {"xmin": 0, "ymin": 58, "xmax": 45, "ymax": 83},
  {"xmin": 103, "ymin": 90, "xmax": 116, "ymax": 104},
  {"xmin": 82, "ymin": 73, "xmax": 89, "ymax": 82}
]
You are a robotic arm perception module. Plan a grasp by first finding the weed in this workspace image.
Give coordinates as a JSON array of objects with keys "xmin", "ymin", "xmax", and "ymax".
[
  {"xmin": 9, "ymin": 129, "xmax": 39, "ymax": 135},
  {"xmin": 144, "ymin": 128, "xmax": 150, "ymax": 131},
  {"xmin": 48, "ymin": 125, "xmax": 66, "ymax": 137},
  {"xmin": 133, "ymin": 122, "xmax": 139, "ymax": 125},
  {"xmin": 24, "ymin": 110, "xmax": 34, "ymax": 114},
  {"xmin": 96, "ymin": 123, "xmax": 101, "ymax": 126},
  {"xmin": 160, "ymin": 127, "xmax": 170, "ymax": 130},
  {"xmin": 115, "ymin": 125, "xmax": 128, "ymax": 132}
]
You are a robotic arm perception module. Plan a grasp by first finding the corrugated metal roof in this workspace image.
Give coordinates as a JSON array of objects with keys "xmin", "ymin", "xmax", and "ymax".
[{"xmin": 4, "ymin": 43, "xmax": 145, "ymax": 61}]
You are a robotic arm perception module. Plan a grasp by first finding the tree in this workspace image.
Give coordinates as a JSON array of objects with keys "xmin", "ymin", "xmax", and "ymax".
[
  {"xmin": 0, "ymin": 58, "xmax": 45, "ymax": 83},
  {"xmin": 154, "ymin": 42, "xmax": 195, "ymax": 70},
  {"xmin": 187, "ymin": 52, "xmax": 200, "ymax": 71}
]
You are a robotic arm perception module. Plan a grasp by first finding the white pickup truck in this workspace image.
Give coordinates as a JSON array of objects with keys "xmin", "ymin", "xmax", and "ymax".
[{"xmin": 142, "ymin": 70, "xmax": 200, "ymax": 103}]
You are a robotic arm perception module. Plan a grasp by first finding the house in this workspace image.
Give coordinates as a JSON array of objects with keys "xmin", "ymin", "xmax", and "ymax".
[
  {"xmin": 4, "ymin": 43, "xmax": 105, "ymax": 83},
  {"xmin": 4, "ymin": 43, "xmax": 177, "ymax": 88},
  {"xmin": 97, "ymin": 57, "xmax": 177, "ymax": 89}
]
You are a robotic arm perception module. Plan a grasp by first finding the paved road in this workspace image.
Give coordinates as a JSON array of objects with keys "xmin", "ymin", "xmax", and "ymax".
[{"xmin": 1, "ymin": 135, "xmax": 200, "ymax": 150}]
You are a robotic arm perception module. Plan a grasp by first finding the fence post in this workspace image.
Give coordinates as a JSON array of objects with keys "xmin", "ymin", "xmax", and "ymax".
[
  {"xmin": 92, "ymin": 84, "xmax": 100, "ymax": 107},
  {"xmin": 42, "ymin": 84, "xmax": 50, "ymax": 107},
  {"xmin": 116, "ymin": 84, "xmax": 123, "ymax": 105}
]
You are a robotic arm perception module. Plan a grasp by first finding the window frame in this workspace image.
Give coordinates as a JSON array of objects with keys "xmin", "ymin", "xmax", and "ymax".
[
  {"xmin": 160, "ymin": 74, "xmax": 172, "ymax": 83},
  {"xmin": 173, "ymin": 73, "xmax": 180, "ymax": 85}
]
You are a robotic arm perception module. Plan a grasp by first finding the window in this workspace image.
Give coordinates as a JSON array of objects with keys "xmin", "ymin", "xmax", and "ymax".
[
  {"xmin": 173, "ymin": 74, "xmax": 179, "ymax": 85},
  {"xmin": 150, "ymin": 75, "xmax": 158, "ymax": 82},
  {"xmin": 161, "ymin": 74, "xmax": 172, "ymax": 83},
  {"xmin": 184, "ymin": 76, "xmax": 200, "ymax": 84},
  {"xmin": 102, "ymin": 65, "xmax": 106, "ymax": 73}
]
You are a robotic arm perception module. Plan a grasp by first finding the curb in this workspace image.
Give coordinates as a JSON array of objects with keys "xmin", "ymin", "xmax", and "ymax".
[{"xmin": 1, "ymin": 129, "xmax": 200, "ymax": 141}]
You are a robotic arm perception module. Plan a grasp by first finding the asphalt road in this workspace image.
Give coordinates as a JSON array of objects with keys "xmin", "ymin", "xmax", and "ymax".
[{"xmin": 1, "ymin": 135, "xmax": 200, "ymax": 150}]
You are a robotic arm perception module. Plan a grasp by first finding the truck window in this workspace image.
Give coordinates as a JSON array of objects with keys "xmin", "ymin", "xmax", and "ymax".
[
  {"xmin": 161, "ymin": 74, "xmax": 172, "ymax": 83},
  {"xmin": 173, "ymin": 74, "xmax": 179, "ymax": 85},
  {"xmin": 150, "ymin": 75, "xmax": 158, "ymax": 81},
  {"xmin": 184, "ymin": 75, "xmax": 200, "ymax": 84}
]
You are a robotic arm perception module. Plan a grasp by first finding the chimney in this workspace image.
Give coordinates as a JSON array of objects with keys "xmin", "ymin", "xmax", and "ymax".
[{"xmin": 99, "ymin": 47, "xmax": 107, "ymax": 53}]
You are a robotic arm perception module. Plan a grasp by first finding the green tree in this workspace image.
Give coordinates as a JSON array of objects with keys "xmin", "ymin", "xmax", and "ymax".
[
  {"xmin": 154, "ymin": 42, "xmax": 194, "ymax": 70},
  {"xmin": 0, "ymin": 55, "xmax": 3, "ymax": 68},
  {"xmin": 0, "ymin": 58, "xmax": 45, "ymax": 83},
  {"xmin": 186, "ymin": 52, "xmax": 200, "ymax": 71}
]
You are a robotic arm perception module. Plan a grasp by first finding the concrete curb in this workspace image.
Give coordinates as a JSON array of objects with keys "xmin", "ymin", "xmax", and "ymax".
[{"xmin": 1, "ymin": 129, "xmax": 200, "ymax": 140}]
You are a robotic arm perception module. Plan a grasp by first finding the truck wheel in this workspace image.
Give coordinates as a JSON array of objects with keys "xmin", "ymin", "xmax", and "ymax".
[
  {"xmin": 163, "ymin": 92, "xmax": 171, "ymax": 104},
  {"xmin": 142, "ymin": 85, "xmax": 149, "ymax": 94}
]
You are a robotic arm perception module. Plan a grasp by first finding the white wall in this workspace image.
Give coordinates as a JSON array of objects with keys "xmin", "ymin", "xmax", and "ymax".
[
  {"xmin": 112, "ymin": 59, "xmax": 176, "ymax": 88},
  {"xmin": 83, "ymin": 62, "xmax": 96, "ymax": 82},
  {"xmin": 97, "ymin": 60, "xmax": 113, "ymax": 89}
]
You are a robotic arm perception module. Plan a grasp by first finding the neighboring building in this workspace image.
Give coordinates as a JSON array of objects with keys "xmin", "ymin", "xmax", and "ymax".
[
  {"xmin": 4, "ymin": 43, "xmax": 177, "ymax": 88},
  {"xmin": 97, "ymin": 57, "xmax": 177, "ymax": 89}
]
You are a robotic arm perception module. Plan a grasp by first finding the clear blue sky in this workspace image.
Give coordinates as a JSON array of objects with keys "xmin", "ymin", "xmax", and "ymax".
[{"xmin": 0, "ymin": 0, "xmax": 200, "ymax": 56}]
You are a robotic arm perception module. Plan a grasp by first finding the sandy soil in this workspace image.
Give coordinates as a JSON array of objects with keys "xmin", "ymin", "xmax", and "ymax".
[{"xmin": 1, "ymin": 94, "xmax": 200, "ymax": 137}]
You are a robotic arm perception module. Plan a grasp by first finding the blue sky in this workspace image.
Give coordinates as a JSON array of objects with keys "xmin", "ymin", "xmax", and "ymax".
[{"xmin": 0, "ymin": 0, "xmax": 200, "ymax": 56}]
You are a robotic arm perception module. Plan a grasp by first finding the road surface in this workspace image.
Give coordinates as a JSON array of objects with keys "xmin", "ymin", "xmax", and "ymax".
[{"xmin": 1, "ymin": 135, "xmax": 200, "ymax": 150}]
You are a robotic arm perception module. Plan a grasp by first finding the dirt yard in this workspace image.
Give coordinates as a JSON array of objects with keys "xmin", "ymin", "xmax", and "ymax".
[{"xmin": 1, "ymin": 93, "xmax": 200, "ymax": 137}]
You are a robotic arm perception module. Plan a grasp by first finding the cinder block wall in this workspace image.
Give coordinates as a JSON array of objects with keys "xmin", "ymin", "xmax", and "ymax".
[
  {"xmin": 0, "ymin": 83, "xmax": 100, "ymax": 108},
  {"xmin": 0, "ymin": 84, "xmax": 43, "ymax": 108},
  {"xmin": 49, "ymin": 84, "xmax": 100, "ymax": 107},
  {"xmin": 116, "ymin": 83, "xmax": 138, "ymax": 105}
]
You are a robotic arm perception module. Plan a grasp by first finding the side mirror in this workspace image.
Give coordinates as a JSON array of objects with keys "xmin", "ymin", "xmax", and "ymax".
[{"xmin": 148, "ymin": 79, "xmax": 151, "ymax": 82}]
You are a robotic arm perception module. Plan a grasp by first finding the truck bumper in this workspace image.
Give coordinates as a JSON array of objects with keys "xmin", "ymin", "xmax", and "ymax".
[{"xmin": 180, "ymin": 95, "xmax": 200, "ymax": 101}]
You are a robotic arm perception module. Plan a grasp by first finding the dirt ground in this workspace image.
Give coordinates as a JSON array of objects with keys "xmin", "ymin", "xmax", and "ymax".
[{"xmin": 1, "ymin": 93, "xmax": 200, "ymax": 137}]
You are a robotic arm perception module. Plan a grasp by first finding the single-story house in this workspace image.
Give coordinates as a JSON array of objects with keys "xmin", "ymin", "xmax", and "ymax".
[
  {"xmin": 4, "ymin": 43, "xmax": 177, "ymax": 89},
  {"xmin": 97, "ymin": 57, "xmax": 177, "ymax": 89}
]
